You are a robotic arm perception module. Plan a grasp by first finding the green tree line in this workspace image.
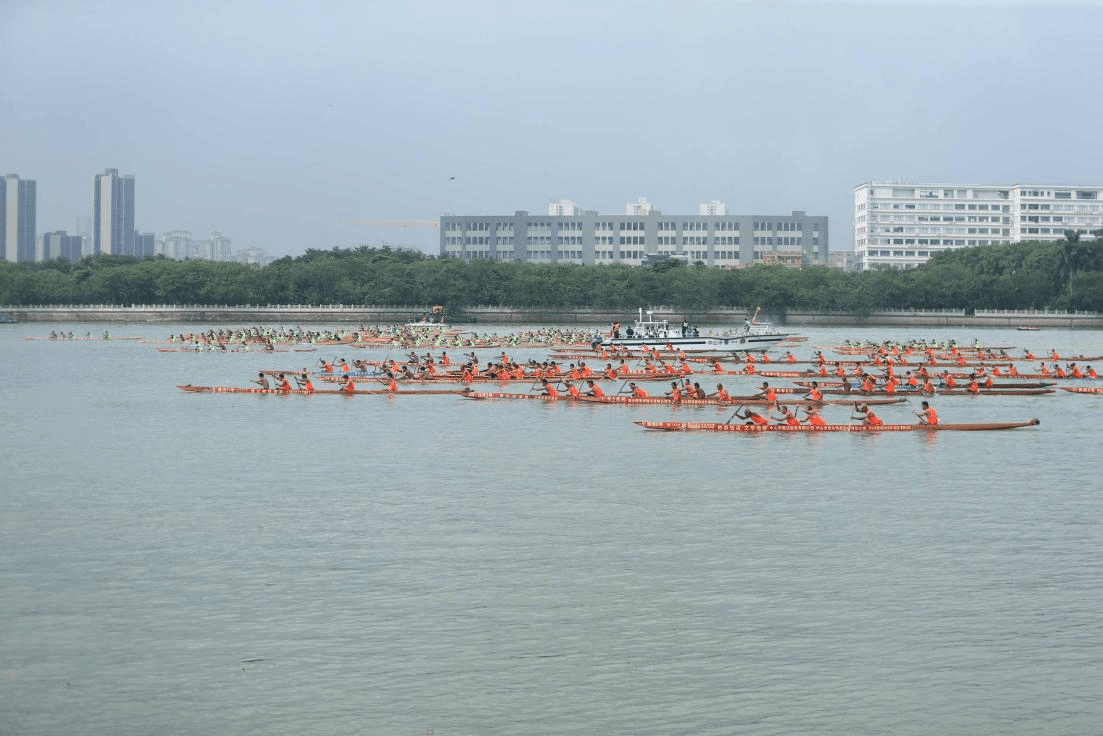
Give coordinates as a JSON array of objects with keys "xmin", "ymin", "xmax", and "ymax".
[{"xmin": 2, "ymin": 233, "xmax": 1101, "ymax": 315}]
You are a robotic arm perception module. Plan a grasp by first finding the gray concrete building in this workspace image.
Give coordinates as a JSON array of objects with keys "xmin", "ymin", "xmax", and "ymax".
[
  {"xmin": 93, "ymin": 168, "xmax": 135, "ymax": 256},
  {"xmin": 2, "ymin": 174, "xmax": 37, "ymax": 263},
  {"xmin": 440, "ymin": 199, "xmax": 828, "ymax": 268}
]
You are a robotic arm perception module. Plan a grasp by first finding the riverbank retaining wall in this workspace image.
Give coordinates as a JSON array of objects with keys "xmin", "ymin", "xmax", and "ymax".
[{"xmin": 1, "ymin": 305, "xmax": 1100, "ymax": 329}]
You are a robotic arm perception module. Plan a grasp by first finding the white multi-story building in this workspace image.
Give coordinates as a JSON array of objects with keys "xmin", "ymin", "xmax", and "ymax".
[
  {"xmin": 626, "ymin": 197, "xmax": 654, "ymax": 216},
  {"xmin": 156, "ymin": 230, "xmax": 193, "ymax": 260},
  {"xmin": 699, "ymin": 200, "xmax": 727, "ymax": 216},
  {"xmin": 853, "ymin": 181, "xmax": 1103, "ymax": 270},
  {"xmin": 548, "ymin": 199, "xmax": 580, "ymax": 216}
]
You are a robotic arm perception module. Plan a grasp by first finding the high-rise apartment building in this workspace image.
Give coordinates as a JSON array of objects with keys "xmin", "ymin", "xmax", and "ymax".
[
  {"xmin": 42, "ymin": 231, "xmax": 84, "ymax": 261},
  {"xmin": 853, "ymin": 181, "xmax": 1103, "ymax": 270},
  {"xmin": 93, "ymin": 168, "xmax": 135, "ymax": 256},
  {"xmin": 2, "ymin": 174, "xmax": 37, "ymax": 262},
  {"xmin": 441, "ymin": 199, "xmax": 828, "ymax": 268}
]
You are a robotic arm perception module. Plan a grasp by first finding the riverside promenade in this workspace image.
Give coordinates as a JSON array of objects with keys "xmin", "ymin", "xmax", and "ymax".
[{"xmin": 2, "ymin": 304, "xmax": 1101, "ymax": 329}]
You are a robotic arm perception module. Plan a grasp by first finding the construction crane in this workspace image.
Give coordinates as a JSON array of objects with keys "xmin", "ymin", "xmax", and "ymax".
[{"xmin": 341, "ymin": 219, "xmax": 439, "ymax": 228}]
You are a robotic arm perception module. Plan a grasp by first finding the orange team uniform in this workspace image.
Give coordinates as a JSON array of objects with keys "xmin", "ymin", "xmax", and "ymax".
[
  {"xmin": 388, "ymin": 377, "xmax": 398, "ymax": 392},
  {"xmin": 545, "ymin": 385, "xmax": 559, "ymax": 398},
  {"xmin": 865, "ymin": 410, "xmax": 884, "ymax": 426},
  {"xmin": 302, "ymin": 379, "xmax": 315, "ymax": 393},
  {"xmin": 342, "ymin": 379, "xmax": 356, "ymax": 394},
  {"xmin": 784, "ymin": 414, "xmax": 801, "ymax": 426},
  {"xmin": 566, "ymin": 384, "xmax": 581, "ymax": 398},
  {"xmin": 713, "ymin": 361, "xmax": 725, "ymax": 373},
  {"xmin": 923, "ymin": 407, "xmax": 939, "ymax": 425},
  {"xmin": 632, "ymin": 386, "xmax": 648, "ymax": 398},
  {"xmin": 748, "ymin": 412, "xmax": 768, "ymax": 426},
  {"xmin": 716, "ymin": 387, "xmax": 730, "ymax": 401},
  {"xmin": 807, "ymin": 413, "xmax": 827, "ymax": 427},
  {"xmin": 589, "ymin": 384, "xmax": 605, "ymax": 398},
  {"xmin": 762, "ymin": 387, "xmax": 777, "ymax": 402}
]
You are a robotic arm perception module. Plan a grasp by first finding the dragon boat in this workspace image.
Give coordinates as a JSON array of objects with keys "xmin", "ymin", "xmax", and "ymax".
[
  {"xmin": 176, "ymin": 384, "xmax": 463, "ymax": 395},
  {"xmin": 634, "ymin": 418, "xmax": 1041, "ymax": 432},
  {"xmin": 459, "ymin": 390, "xmax": 908, "ymax": 406}
]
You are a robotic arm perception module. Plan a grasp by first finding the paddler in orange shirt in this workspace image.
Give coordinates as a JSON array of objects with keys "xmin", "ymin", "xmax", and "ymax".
[
  {"xmin": 802, "ymin": 381, "xmax": 823, "ymax": 402},
  {"xmin": 915, "ymin": 400, "xmax": 939, "ymax": 425},
  {"xmin": 734, "ymin": 406, "xmax": 769, "ymax": 426},
  {"xmin": 709, "ymin": 383, "xmax": 730, "ymax": 401},
  {"xmin": 773, "ymin": 404, "xmax": 800, "ymax": 426},
  {"xmin": 584, "ymin": 379, "xmax": 605, "ymax": 397},
  {"xmin": 295, "ymin": 372, "xmax": 315, "ymax": 393},
  {"xmin": 802, "ymin": 404, "xmax": 827, "ymax": 426},
  {"xmin": 629, "ymin": 382, "xmax": 648, "ymax": 398},
  {"xmin": 342, "ymin": 375, "xmax": 356, "ymax": 394},
  {"xmin": 852, "ymin": 402, "xmax": 883, "ymax": 426},
  {"xmin": 540, "ymin": 378, "xmax": 559, "ymax": 398},
  {"xmin": 756, "ymin": 381, "xmax": 777, "ymax": 403}
]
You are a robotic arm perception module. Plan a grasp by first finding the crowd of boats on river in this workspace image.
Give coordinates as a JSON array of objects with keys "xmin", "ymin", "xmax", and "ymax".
[{"xmin": 21, "ymin": 307, "xmax": 1103, "ymax": 433}]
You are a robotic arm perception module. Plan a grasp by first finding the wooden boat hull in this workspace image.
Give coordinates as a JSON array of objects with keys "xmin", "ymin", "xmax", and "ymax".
[
  {"xmin": 176, "ymin": 384, "xmax": 462, "ymax": 395},
  {"xmin": 1060, "ymin": 386, "xmax": 1103, "ymax": 394},
  {"xmin": 460, "ymin": 390, "xmax": 908, "ymax": 407},
  {"xmin": 635, "ymin": 419, "xmax": 1041, "ymax": 432},
  {"xmin": 820, "ymin": 388, "xmax": 1054, "ymax": 397}
]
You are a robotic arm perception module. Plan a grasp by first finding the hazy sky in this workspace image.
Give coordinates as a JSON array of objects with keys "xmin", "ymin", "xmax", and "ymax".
[{"xmin": 3, "ymin": 0, "xmax": 1101, "ymax": 257}]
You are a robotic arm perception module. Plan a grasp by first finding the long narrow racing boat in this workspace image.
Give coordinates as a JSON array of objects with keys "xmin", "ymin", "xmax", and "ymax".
[
  {"xmin": 1060, "ymin": 386, "xmax": 1103, "ymax": 394},
  {"xmin": 460, "ymin": 390, "xmax": 908, "ymax": 406},
  {"xmin": 635, "ymin": 418, "xmax": 1041, "ymax": 432},
  {"xmin": 177, "ymin": 384, "xmax": 463, "ymax": 395}
]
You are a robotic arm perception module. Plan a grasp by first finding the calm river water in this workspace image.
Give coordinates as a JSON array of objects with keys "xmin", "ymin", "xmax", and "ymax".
[{"xmin": 2, "ymin": 321, "xmax": 1101, "ymax": 735}]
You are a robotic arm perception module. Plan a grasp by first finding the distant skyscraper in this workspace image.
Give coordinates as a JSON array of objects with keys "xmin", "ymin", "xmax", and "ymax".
[
  {"xmin": 2, "ymin": 173, "xmax": 37, "ymax": 262},
  {"xmin": 626, "ymin": 197, "xmax": 654, "ymax": 215},
  {"xmin": 548, "ymin": 199, "xmax": 580, "ymax": 216},
  {"xmin": 699, "ymin": 200, "xmax": 727, "ymax": 216},
  {"xmin": 209, "ymin": 231, "xmax": 232, "ymax": 261},
  {"xmin": 136, "ymin": 231, "xmax": 155, "ymax": 258},
  {"xmin": 93, "ymin": 168, "xmax": 135, "ymax": 256},
  {"xmin": 43, "ymin": 231, "xmax": 84, "ymax": 261}
]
